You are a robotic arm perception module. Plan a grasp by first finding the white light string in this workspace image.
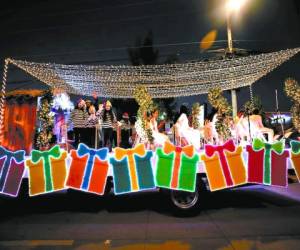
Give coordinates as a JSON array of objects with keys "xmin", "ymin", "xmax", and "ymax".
[
  {"xmin": 6, "ymin": 47, "xmax": 300, "ymax": 98},
  {"xmin": 0, "ymin": 58, "xmax": 10, "ymax": 143}
]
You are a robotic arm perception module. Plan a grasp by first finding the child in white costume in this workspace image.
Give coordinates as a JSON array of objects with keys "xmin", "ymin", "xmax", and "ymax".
[
  {"xmin": 175, "ymin": 106, "xmax": 201, "ymax": 149},
  {"xmin": 149, "ymin": 109, "xmax": 169, "ymax": 147}
]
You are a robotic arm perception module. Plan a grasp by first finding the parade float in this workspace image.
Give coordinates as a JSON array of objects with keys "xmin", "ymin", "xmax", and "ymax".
[{"xmin": 0, "ymin": 48, "xmax": 300, "ymax": 216}]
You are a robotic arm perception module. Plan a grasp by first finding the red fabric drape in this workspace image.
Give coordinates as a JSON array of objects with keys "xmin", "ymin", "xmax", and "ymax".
[{"xmin": 2, "ymin": 100, "xmax": 37, "ymax": 154}]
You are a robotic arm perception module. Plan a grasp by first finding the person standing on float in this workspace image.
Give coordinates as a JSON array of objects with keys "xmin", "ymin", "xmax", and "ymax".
[
  {"xmin": 99, "ymin": 100, "xmax": 117, "ymax": 152},
  {"xmin": 85, "ymin": 105, "xmax": 100, "ymax": 148},
  {"xmin": 119, "ymin": 112, "xmax": 132, "ymax": 148},
  {"xmin": 69, "ymin": 99, "xmax": 89, "ymax": 148}
]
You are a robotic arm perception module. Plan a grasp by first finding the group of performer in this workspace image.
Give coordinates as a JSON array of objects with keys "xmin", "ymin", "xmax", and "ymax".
[
  {"xmin": 68, "ymin": 98, "xmax": 275, "ymax": 152},
  {"xmin": 69, "ymin": 98, "xmax": 132, "ymax": 152},
  {"xmin": 142, "ymin": 105, "xmax": 275, "ymax": 150}
]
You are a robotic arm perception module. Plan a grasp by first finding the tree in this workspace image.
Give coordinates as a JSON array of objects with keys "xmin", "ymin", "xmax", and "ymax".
[
  {"xmin": 35, "ymin": 91, "xmax": 54, "ymax": 149},
  {"xmin": 208, "ymin": 87, "xmax": 232, "ymax": 142},
  {"xmin": 285, "ymin": 78, "xmax": 300, "ymax": 132}
]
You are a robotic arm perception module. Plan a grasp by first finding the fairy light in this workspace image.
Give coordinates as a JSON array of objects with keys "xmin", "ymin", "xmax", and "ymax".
[
  {"xmin": 3, "ymin": 48, "xmax": 300, "ymax": 99},
  {"xmin": 0, "ymin": 58, "xmax": 11, "ymax": 143}
]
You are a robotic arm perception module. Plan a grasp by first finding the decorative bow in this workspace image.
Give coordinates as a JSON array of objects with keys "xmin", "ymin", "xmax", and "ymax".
[
  {"xmin": 77, "ymin": 143, "xmax": 108, "ymax": 190},
  {"xmin": 78, "ymin": 143, "xmax": 108, "ymax": 160},
  {"xmin": 290, "ymin": 140, "xmax": 300, "ymax": 155},
  {"xmin": 31, "ymin": 145, "xmax": 61, "ymax": 192},
  {"xmin": 252, "ymin": 138, "xmax": 284, "ymax": 185},
  {"xmin": 162, "ymin": 142, "xmax": 195, "ymax": 189},
  {"xmin": 163, "ymin": 141, "xmax": 194, "ymax": 158},
  {"xmin": 205, "ymin": 140, "xmax": 236, "ymax": 187},
  {"xmin": 114, "ymin": 144, "xmax": 146, "ymax": 191},
  {"xmin": 115, "ymin": 143, "xmax": 145, "ymax": 160},
  {"xmin": 0, "ymin": 146, "xmax": 25, "ymax": 191}
]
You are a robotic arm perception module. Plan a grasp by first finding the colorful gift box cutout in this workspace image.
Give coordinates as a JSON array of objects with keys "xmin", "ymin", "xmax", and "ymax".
[
  {"xmin": 247, "ymin": 138, "xmax": 289, "ymax": 187},
  {"xmin": 66, "ymin": 143, "xmax": 109, "ymax": 195},
  {"xmin": 289, "ymin": 140, "xmax": 300, "ymax": 182},
  {"xmin": 26, "ymin": 145, "xmax": 67, "ymax": 196},
  {"xmin": 201, "ymin": 140, "xmax": 246, "ymax": 191},
  {"xmin": 155, "ymin": 142, "xmax": 199, "ymax": 192},
  {"xmin": 110, "ymin": 144, "xmax": 155, "ymax": 195},
  {"xmin": 0, "ymin": 146, "xmax": 25, "ymax": 197}
]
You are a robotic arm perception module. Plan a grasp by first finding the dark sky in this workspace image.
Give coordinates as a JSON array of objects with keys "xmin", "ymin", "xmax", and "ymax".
[{"xmin": 0, "ymin": 0, "xmax": 300, "ymax": 111}]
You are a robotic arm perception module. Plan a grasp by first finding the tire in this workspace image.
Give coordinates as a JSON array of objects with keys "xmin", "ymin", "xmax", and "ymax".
[{"xmin": 169, "ymin": 176, "xmax": 208, "ymax": 217}]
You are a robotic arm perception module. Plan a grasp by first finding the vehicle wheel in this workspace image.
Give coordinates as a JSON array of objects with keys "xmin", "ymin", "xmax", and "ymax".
[{"xmin": 169, "ymin": 176, "xmax": 208, "ymax": 217}]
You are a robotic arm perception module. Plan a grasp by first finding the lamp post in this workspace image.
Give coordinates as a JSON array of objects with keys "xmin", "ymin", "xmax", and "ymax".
[{"xmin": 226, "ymin": 0, "xmax": 247, "ymax": 117}]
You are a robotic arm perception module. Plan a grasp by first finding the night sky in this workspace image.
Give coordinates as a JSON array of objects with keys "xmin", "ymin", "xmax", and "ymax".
[{"xmin": 0, "ymin": 0, "xmax": 300, "ymax": 112}]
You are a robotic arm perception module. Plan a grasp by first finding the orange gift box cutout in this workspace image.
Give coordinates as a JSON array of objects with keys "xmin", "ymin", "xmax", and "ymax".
[
  {"xmin": 26, "ymin": 146, "xmax": 67, "ymax": 196},
  {"xmin": 201, "ymin": 142, "xmax": 246, "ymax": 192},
  {"xmin": 66, "ymin": 144, "xmax": 109, "ymax": 195}
]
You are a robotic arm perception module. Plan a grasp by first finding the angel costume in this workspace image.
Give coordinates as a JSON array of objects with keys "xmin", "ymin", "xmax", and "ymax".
[
  {"xmin": 175, "ymin": 113, "xmax": 201, "ymax": 149},
  {"xmin": 149, "ymin": 118, "xmax": 169, "ymax": 146}
]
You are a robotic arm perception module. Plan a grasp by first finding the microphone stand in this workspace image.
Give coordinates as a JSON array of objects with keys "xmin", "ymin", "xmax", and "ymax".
[{"xmin": 275, "ymin": 89, "xmax": 285, "ymax": 141}]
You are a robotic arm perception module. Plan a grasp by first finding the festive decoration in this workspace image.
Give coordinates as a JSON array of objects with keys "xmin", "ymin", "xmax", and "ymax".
[
  {"xmin": 36, "ymin": 91, "xmax": 54, "ymax": 149},
  {"xmin": 110, "ymin": 144, "xmax": 155, "ymax": 195},
  {"xmin": 52, "ymin": 92, "xmax": 74, "ymax": 111},
  {"xmin": 3, "ymin": 48, "xmax": 299, "ymax": 99},
  {"xmin": 208, "ymin": 88, "xmax": 232, "ymax": 142},
  {"xmin": 284, "ymin": 78, "xmax": 300, "ymax": 132},
  {"xmin": 0, "ymin": 146, "xmax": 25, "ymax": 197},
  {"xmin": 155, "ymin": 142, "xmax": 199, "ymax": 192},
  {"xmin": 26, "ymin": 145, "xmax": 67, "ymax": 196},
  {"xmin": 0, "ymin": 58, "xmax": 10, "ymax": 143},
  {"xmin": 247, "ymin": 138, "xmax": 289, "ymax": 187},
  {"xmin": 134, "ymin": 86, "xmax": 154, "ymax": 143},
  {"xmin": 201, "ymin": 140, "xmax": 246, "ymax": 191},
  {"xmin": 66, "ymin": 144, "xmax": 109, "ymax": 195},
  {"xmin": 2, "ymin": 95, "xmax": 37, "ymax": 154},
  {"xmin": 192, "ymin": 102, "xmax": 200, "ymax": 129},
  {"xmin": 243, "ymin": 96, "xmax": 263, "ymax": 115},
  {"xmin": 290, "ymin": 140, "xmax": 300, "ymax": 182},
  {"xmin": 6, "ymin": 89, "xmax": 45, "ymax": 97}
]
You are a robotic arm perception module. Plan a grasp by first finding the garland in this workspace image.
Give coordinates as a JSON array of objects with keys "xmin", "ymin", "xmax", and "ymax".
[
  {"xmin": 134, "ymin": 86, "xmax": 154, "ymax": 143},
  {"xmin": 36, "ymin": 91, "xmax": 54, "ymax": 149},
  {"xmin": 243, "ymin": 96, "xmax": 263, "ymax": 114},
  {"xmin": 284, "ymin": 78, "xmax": 300, "ymax": 132},
  {"xmin": 208, "ymin": 88, "xmax": 232, "ymax": 141},
  {"xmin": 192, "ymin": 102, "xmax": 200, "ymax": 129}
]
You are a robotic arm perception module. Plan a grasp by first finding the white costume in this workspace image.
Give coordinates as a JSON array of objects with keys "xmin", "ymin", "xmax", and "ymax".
[
  {"xmin": 175, "ymin": 114, "xmax": 201, "ymax": 149},
  {"xmin": 235, "ymin": 115, "xmax": 273, "ymax": 143},
  {"xmin": 149, "ymin": 119, "xmax": 169, "ymax": 146}
]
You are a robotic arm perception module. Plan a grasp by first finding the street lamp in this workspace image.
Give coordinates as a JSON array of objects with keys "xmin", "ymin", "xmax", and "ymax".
[{"xmin": 226, "ymin": 0, "xmax": 247, "ymax": 117}]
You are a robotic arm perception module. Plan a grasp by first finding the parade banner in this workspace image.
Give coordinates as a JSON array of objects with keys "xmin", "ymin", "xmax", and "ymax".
[{"xmin": 0, "ymin": 138, "xmax": 297, "ymax": 198}]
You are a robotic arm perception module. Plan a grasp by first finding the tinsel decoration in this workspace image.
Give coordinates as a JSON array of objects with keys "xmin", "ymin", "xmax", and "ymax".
[
  {"xmin": 284, "ymin": 78, "xmax": 300, "ymax": 132},
  {"xmin": 192, "ymin": 102, "xmax": 200, "ymax": 129},
  {"xmin": 243, "ymin": 96, "xmax": 263, "ymax": 114},
  {"xmin": 208, "ymin": 88, "xmax": 232, "ymax": 141},
  {"xmin": 36, "ymin": 91, "xmax": 54, "ymax": 150},
  {"xmin": 134, "ymin": 86, "xmax": 154, "ymax": 143}
]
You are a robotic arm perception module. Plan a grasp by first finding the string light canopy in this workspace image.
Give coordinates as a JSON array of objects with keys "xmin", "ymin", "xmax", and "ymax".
[{"xmin": 5, "ymin": 48, "xmax": 300, "ymax": 98}]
